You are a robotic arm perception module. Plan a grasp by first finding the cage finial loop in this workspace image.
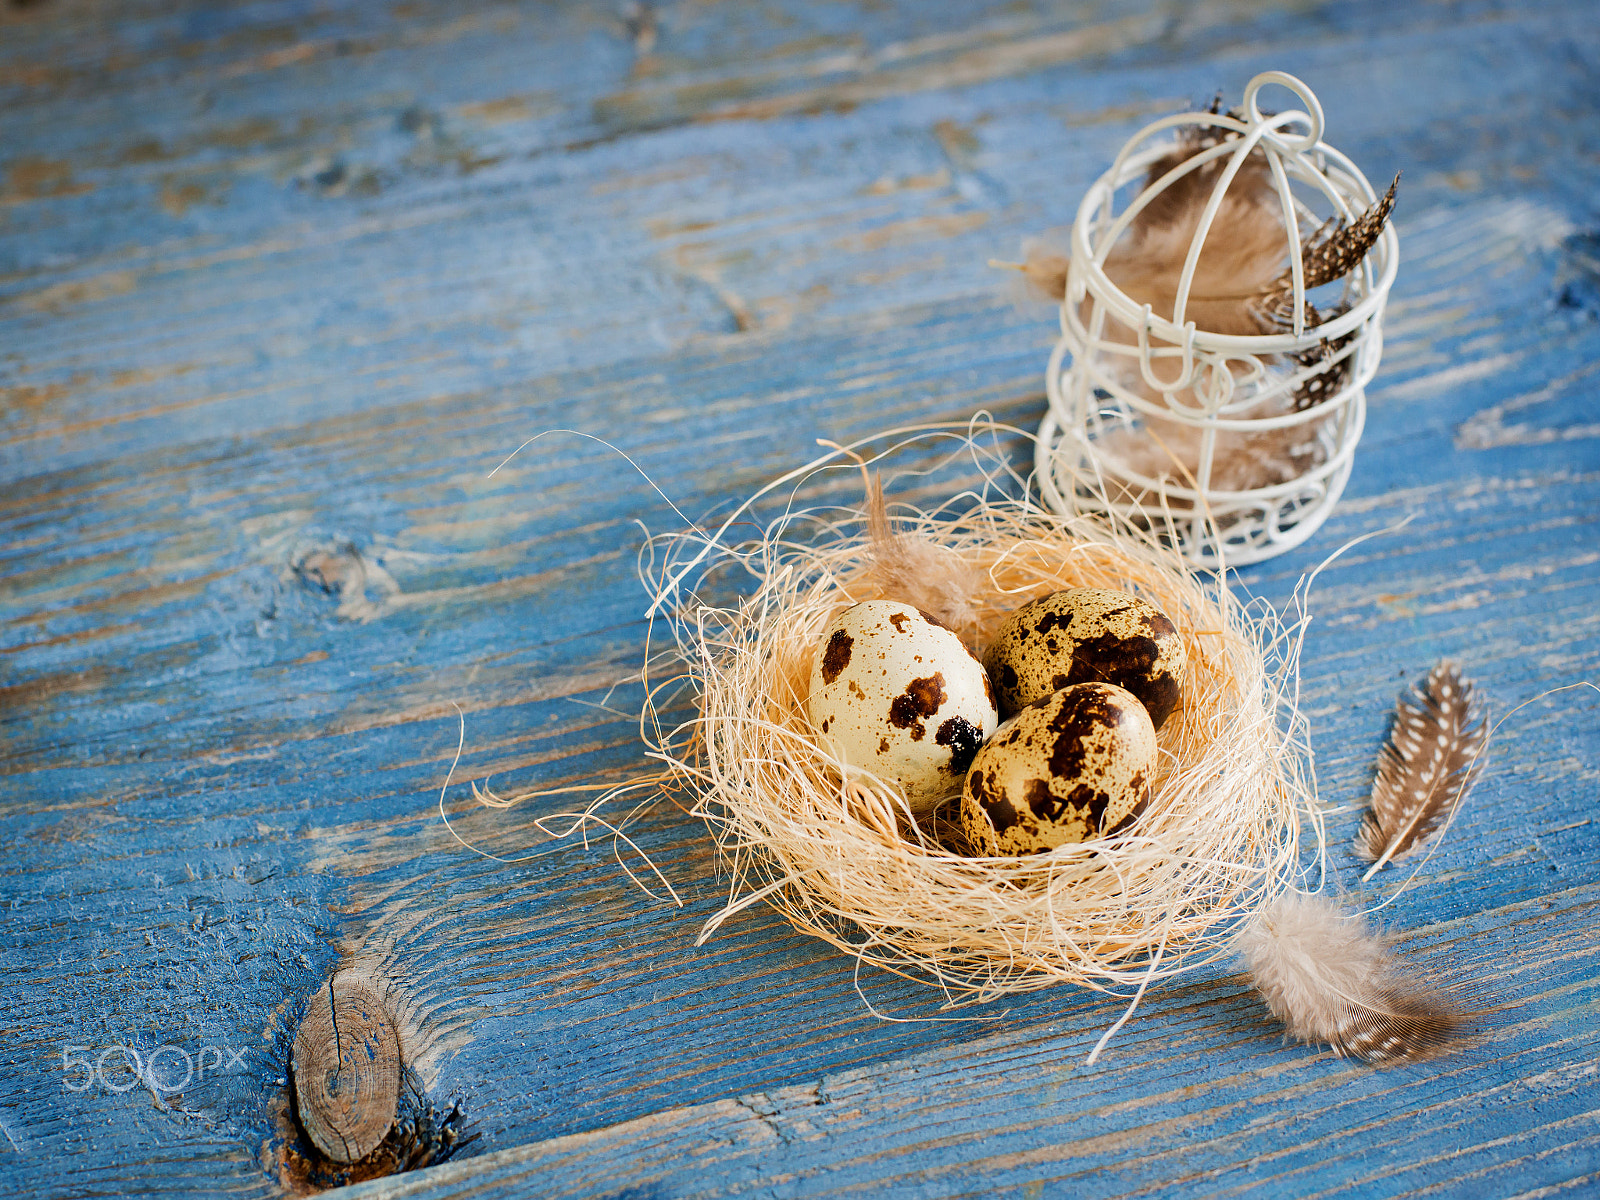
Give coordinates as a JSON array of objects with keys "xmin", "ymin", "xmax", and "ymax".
[{"xmin": 1242, "ymin": 70, "xmax": 1323, "ymax": 152}]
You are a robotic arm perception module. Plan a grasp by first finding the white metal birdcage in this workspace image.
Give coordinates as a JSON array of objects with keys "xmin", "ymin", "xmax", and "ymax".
[{"xmin": 1035, "ymin": 71, "xmax": 1398, "ymax": 566}]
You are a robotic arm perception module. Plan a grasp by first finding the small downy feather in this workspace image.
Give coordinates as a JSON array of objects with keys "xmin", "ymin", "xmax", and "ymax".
[
  {"xmin": 1357, "ymin": 660, "xmax": 1488, "ymax": 875},
  {"xmin": 1242, "ymin": 891, "xmax": 1467, "ymax": 1063},
  {"xmin": 862, "ymin": 474, "xmax": 987, "ymax": 648},
  {"xmin": 1014, "ymin": 235, "xmax": 1072, "ymax": 304}
]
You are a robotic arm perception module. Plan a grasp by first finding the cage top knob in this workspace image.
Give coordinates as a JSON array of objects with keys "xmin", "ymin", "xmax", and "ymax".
[{"xmin": 1242, "ymin": 71, "xmax": 1324, "ymax": 151}]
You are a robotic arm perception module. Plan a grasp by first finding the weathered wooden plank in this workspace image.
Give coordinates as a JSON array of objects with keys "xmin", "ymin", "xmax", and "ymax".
[
  {"xmin": 1, "ymin": 0, "xmax": 1597, "ymax": 1195},
  {"xmin": 337, "ymin": 887, "xmax": 1600, "ymax": 1198},
  {"xmin": 2, "ymin": 301, "xmax": 1594, "ymax": 1194}
]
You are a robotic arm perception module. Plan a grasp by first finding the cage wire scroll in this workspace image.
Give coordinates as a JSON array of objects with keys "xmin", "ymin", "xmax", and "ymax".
[{"xmin": 1035, "ymin": 71, "xmax": 1398, "ymax": 566}]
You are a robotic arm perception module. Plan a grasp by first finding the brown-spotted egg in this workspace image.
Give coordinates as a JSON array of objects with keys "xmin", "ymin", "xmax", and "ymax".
[
  {"xmin": 957, "ymin": 682, "xmax": 1155, "ymax": 856},
  {"xmin": 983, "ymin": 588, "xmax": 1185, "ymax": 728},
  {"xmin": 806, "ymin": 600, "xmax": 999, "ymax": 817}
]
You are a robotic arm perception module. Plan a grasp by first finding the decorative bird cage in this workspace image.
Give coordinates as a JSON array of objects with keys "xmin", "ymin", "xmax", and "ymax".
[{"xmin": 1035, "ymin": 72, "xmax": 1398, "ymax": 566}]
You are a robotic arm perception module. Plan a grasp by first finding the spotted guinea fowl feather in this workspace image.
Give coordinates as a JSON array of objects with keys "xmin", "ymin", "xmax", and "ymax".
[
  {"xmin": 1250, "ymin": 174, "xmax": 1399, "ymax": 410},
  {"xmin": 1251, "ymin": 174, "xmax": 1400, "ymax": 334},
  {"xmin": 1357, "ymin": 661, "xmax": 1488, "ymax": 877},
  {"xmin": 1242, "ymin": 891, "xmax": 1467, "ymax": 1063}
]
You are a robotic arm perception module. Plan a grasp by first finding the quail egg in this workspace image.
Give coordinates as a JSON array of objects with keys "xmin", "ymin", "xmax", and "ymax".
[
  {"xmin": 957, "ymin": 682, "xmax": 1155, "ymax": 855},
  {"xmin": 984, "ymin": 588, "xmax": 1185, "ymax": 728},
  {"xmin": 806, "ymin": 600, "xmax": 999, "ymax": 817}
]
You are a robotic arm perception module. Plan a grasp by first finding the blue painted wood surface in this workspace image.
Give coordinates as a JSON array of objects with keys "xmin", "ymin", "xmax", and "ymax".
[{"xmin": 2, "ymin": 1, "xmax": 1597, "ymax": 1196}]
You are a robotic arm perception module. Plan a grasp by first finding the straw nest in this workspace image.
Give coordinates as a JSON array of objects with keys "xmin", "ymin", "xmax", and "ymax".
[{"xmin": 641, "ymin": 427, "xmax": 1317, "ymax": 1006}]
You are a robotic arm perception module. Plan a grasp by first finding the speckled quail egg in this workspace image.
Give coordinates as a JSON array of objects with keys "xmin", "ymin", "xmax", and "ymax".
[
  {"xmin": 957, "ymin": 682, "xmax": 1155, "ymax": 856},
  {"xmin": 806, "ymin": 600, "xmax": 999, "ymax": 817},
  {"xmin": 983, "ymin": 588, "xmax": 1185, "ymax": 729}
]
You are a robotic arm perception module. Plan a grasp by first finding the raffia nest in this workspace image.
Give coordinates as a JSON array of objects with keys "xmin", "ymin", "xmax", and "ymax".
[{"xmin": 636, "ymin": 422, "xmax": 1318, "ymax": 1010}]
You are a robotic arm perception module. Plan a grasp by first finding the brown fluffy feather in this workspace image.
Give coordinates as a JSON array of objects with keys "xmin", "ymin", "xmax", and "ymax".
[
  {"xmin": 1015, "ymin": 239, "xmax": 1071, "ymax": 304},
  {"xmin": 1016, "ymin": 118, "xmax": 1398, "ymax": 342},
  {"xmin": 1358, "ymin": 661, "xmax": 1487, "ymax": 874},
  {"xmin": 1104, "ymin": 119, "xmax": 1286, "ymax": 336},
  {"xmin": 1242, "ymin": 892, "xmax": 1467, "ymax": 1063},
  {"xmin": 861, "ymin": 474, "xmax": 987, "ymax": 648},
  {"xmin": 1091, "ymin": 413, "xmax": 1328, "ymax": 511},
  {"xmin": 1014, "ymin": 108, "xmax": 1398, "ymax": 411}
]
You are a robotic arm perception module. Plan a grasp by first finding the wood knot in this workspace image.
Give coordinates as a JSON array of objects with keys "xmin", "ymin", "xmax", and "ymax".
[
  {"xmin": 288, "ymin": 540, "xmax": 398, "ymax": 621},
  {"xmin": 292, "ymin": 971, "xmax": 401, "ymax": 1164}
]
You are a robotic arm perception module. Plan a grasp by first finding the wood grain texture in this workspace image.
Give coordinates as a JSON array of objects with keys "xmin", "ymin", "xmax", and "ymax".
[{"xmin": 1, "ymin": 0, "xmax": 1597, "ymax": 1196}]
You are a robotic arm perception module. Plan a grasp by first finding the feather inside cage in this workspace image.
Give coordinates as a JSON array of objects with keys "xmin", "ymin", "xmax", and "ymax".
[{"xmin": 1034, "ymin": 71, "xmax": 1399, "ymax": 566}]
